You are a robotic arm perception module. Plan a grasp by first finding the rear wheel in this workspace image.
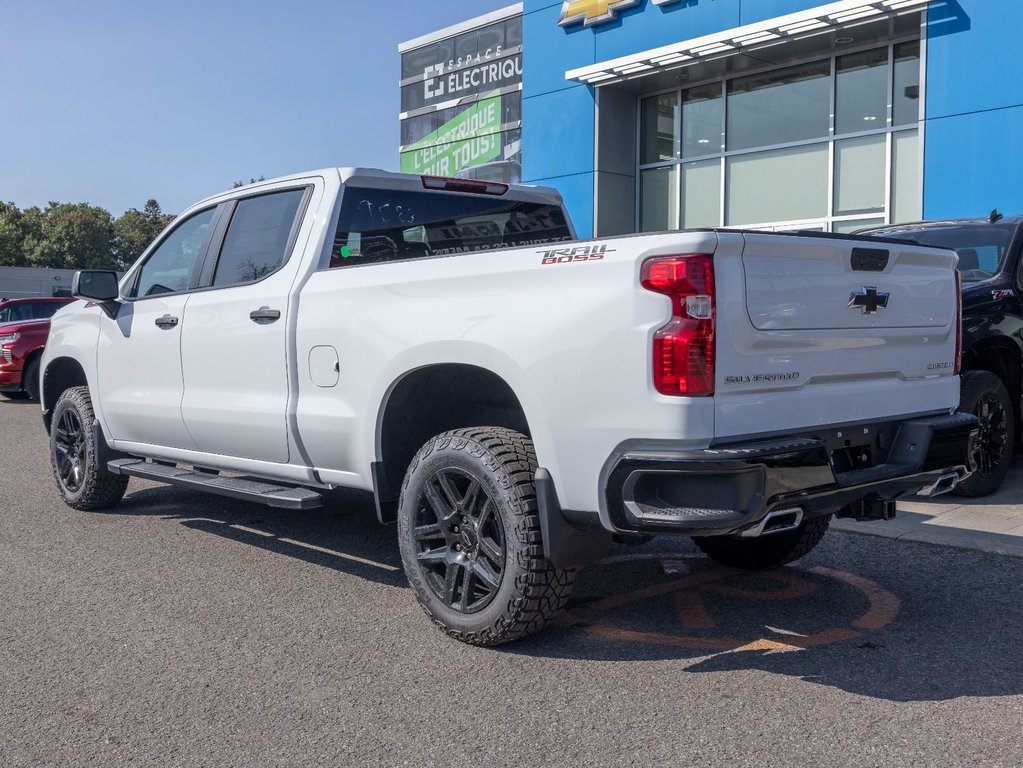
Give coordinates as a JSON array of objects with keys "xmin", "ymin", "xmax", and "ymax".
[
  {"xmin": 693, "ymin": 516, "xmax": 831, "ymax": 570},
  {"xmin": 956, "ymin": 370, "xmax": 1014, "ymax": 497},
  {"xmin": 50, "ymin": 386, "xmax": 129, "ymax": 510},
  {"xmin": 397, "ymin": 427, "xmax": 575, "ymax": 646}
]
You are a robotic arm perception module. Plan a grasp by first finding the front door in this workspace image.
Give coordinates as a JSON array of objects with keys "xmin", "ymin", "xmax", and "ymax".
[{"xmin": 98, "ymin": 206, "xmax": 219, "ymax": 449}]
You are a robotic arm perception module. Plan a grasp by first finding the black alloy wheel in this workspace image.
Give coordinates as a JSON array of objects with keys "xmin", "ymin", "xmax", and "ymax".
[
  {"xmin": 397, "ymin": 427, "xmax": 576, "ymax": 646},
  {"xmin": 973, "ymin": 392, "xmax": 1009, "ymax": 477},
  {"xmin": 49, "ymin": 386, "xmax": 129, "ymax": 510},
  {"xmin": 956, "ymin": 370, "xmax": 1015, "ymax": 497},
  {"xmin": 53, "ymin": 407, "xmax": 87, "ymax": 494},
  {"xmin": 413, "ymin": 468, "xmax": 506, "ymax": 614}
]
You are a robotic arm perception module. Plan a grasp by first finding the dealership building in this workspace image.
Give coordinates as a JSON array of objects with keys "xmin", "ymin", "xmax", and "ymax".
[{"xmin": 401, "ymin": 0, "xmax": 1017, "ymax": 239}]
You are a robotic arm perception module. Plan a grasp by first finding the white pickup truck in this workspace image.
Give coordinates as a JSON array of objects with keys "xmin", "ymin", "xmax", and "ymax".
[{"xmin": 42, "ymin": 168, "xmax": 976, "ymax": 645}]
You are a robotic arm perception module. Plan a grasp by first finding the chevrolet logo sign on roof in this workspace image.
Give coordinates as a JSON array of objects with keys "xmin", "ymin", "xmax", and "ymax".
[{"xmin": 557, "ymin": 0, "xmax": 640, "ymax": 27}]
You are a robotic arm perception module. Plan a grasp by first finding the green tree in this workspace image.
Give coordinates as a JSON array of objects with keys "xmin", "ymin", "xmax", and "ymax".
[
  {"xmin": 114, "ymin": 199, "xmax": 175, "ymax": 269},
  {"xmin": 0, "ymin": 202, "xmax": 27, "ymax": 266},
  {"xmin": 27, "ymin": 203, "xmax": 116, "ymax": 270},
  {"xmin": 232, "ymin": 176, "xmax": 266, "ymax": 188}
]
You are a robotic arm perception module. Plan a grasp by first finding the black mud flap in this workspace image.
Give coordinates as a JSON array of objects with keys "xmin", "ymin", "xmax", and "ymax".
[{"xmin": 535, "ymin": 468, "xmax": 612, "ymax": 571}]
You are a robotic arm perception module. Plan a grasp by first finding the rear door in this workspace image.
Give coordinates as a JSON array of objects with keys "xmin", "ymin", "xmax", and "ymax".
[
  {"xmin": 713, "ymin": 231, "xmax": 960, "ymax": 439},
  {"xmin": 179, "ymin": 183, "xmax": 316, "ymax": 464}
]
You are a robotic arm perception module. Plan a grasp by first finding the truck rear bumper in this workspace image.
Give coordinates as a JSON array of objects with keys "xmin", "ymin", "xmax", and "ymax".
[{"xmin": 601, "ymin": 412, "xmax": 978, "ymax": 538}]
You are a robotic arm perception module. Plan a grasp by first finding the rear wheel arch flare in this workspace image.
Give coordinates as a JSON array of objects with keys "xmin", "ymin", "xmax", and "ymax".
[
  {"xmin": 376, "ymin": 364, "xmax": 532, "ymax": 497},
  {"xmin": 964, "ymin": 341, "xmax": 1022, "ymax": 427}
]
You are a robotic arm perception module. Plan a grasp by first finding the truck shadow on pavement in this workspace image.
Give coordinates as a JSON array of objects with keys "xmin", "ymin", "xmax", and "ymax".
[
  {"xmin": 514, "ymin": 542, "xmax": 1023, "ymax": 703},
  {"xmin": 110, "ymin": 484, "xmax": 406, "ymax": 588},
  {"xmin": 109, "ymin": 485, "xmax": 1023, "ymax": 703}
]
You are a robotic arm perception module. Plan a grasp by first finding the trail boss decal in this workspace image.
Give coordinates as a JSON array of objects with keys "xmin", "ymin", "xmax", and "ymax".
[
  {"xmin": 539, "ymin": 244, "xmax": 615, "ymax": 265},
  {"xmin": 993, "ymin": 289, "xmax": 1016, "ymax": 300}
]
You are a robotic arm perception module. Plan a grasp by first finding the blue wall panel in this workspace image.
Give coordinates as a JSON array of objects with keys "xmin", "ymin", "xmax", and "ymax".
[
  {"xmin": 925, "ymin": 0, "xmax": 1021, "ymax": 119},
  {"xmin": 530, "ymin": 172, "xmax": 597, "ymax": 238},
  {"xmin": 924, "ymin": 106, "xmax": 1023, "ymax": 219},
  {"xmin": 924, "ymin": 0, "xmax": 1023, "ymax": 217}
]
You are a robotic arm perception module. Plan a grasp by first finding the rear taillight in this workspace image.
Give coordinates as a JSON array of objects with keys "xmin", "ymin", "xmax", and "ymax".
[
  {"xmin": 641, "ymin": 254, "xmax": 716, "ymax": 397},
  {"xmin": 954, "ymin": 269, "xmax": 963, "ymax": 375}
]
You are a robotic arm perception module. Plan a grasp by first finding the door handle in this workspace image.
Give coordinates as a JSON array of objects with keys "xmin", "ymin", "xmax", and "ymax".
[
  {"xmin": 155, "ymin": 314, "xmax": 179, "ymax": 329},
  {"xmin": 249, "ymin": 306, "xmax": 282, "ymax": 323}
]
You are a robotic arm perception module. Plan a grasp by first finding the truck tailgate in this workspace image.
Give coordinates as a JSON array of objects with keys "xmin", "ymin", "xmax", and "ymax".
[
  {"xmin": 742, "ymin": 235, "xmax": 956, "ymax": 330},
  {"xmin": 713, "ymin": 231, "xmax": 960, "ymax": 440}
]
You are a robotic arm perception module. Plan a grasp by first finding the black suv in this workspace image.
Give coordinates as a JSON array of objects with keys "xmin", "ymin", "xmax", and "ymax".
[{"xmin": 863, "ymin": 214, "xmax": 1023, "ymax": 496}]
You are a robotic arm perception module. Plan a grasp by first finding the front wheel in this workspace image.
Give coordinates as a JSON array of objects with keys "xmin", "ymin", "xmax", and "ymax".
[
  {"xmin": 956, "ymin": 370, "xmax": 1014, "ymax": 497},
  {"xmin": 50, "ymin": 386, "xmax": 129, "ymax": 510},
  {"xmin": 693, "ymin": 516, "xmax": 831, "ymax": 570},
  {"xmin": 397, "ymin": 427, "xmax": 575, "ymax": 646}
]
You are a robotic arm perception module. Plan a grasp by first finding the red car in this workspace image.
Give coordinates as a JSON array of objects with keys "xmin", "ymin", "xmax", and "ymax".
[{"xmin": 0, "ymin": 297, "xmax": 76, "ymax": 401}]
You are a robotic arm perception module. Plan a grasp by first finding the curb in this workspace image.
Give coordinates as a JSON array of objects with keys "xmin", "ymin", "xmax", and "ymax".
[{"xmin": 832, "ymin": 517, "xmax": 1023, "ymax": 559}]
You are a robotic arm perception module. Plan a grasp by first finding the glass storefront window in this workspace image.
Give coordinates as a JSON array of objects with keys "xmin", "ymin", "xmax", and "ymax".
[
  {"xmin": 640, "ymin": 166, "xmax": 678, "ymax": 232},
  {"xmin": 726, "ymin": 144, "xmax": 829, "ymax": 226},
  {"xmin": 638, "ymin": 35, "xmax": 922, "ymax": 234},
  {"xmin": 893, "ymin": 41, "xmax": 922, "ymax": 126},
  {"xmin": 681, "ymin": 160, "xmax": 721, "ymax": 229},
  {"xmin": 640, "ymin": 93, "xmax": 679, "ymax": 164},
  {"xmin": 726, "ymin": 61, "xmax": 830, "ymax": 151},
  {"xmin": 833, "ymin": 218, "xmax": 885, "ymax": 234},
  {"xmin": 892, "ymin": 129, "xmax": 922, "ymax": 224},
  {"xmin": 836, "ymin": 48, "xmax": 889, "ymax": 135},
  {"xmin": 682, "ymin": 84, "xmax": 723, "ymax": 159},
  {"xmin": 834, "ymin": 135, "xmax": 887, "ymax": 216}
]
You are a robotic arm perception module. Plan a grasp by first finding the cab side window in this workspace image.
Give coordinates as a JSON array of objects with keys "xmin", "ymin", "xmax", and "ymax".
[
  {"xmin": 211, "ymin": 190, "xmax": 305, "ymax": 288},
  {"xmin": 133, "ymin": 208, "xmax": 217, "ymax": 298},
  {"xmin": 33, "ymin": 302, "xmax": 62, "ymax": 320}
]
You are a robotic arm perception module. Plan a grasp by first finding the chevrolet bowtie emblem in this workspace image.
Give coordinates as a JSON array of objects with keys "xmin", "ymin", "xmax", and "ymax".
[
  {"xmin": 849, "ymin": 286, "xmax": 891, "ymax": 315},
  {"xmin": 558, "ymin": 0, "xmax": 641, "ymax": 27}
]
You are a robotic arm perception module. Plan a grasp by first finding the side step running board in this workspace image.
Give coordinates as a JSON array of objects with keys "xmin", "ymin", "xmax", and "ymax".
[{"xmin": 108, "ymin": 459, "xmax": 323, "ymax": 510}]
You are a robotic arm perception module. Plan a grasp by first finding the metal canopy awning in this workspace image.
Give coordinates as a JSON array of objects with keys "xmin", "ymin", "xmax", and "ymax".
[{"xmin": 565, "ymin": 0, "xmax": 930, "ymax": 85}]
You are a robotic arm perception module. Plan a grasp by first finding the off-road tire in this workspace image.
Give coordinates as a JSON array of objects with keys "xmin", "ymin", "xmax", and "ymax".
[
  {"xmin": 23, "ymin": 355, "xmax": 40, "ymax": 402},
  {"xmin": 50, "ymin": 386, "xmax": 129, "ymax": 511},
  {"xmin": 693, "ymin": 515, "xmax": 831, "ymax": 570},
  {"xmin": 397, "ymin": 427, "xmax": 575, "ymax": 646},
  {"xmin": 955, "ymin": 370, "xmax": 1014, "ymax": 497}
]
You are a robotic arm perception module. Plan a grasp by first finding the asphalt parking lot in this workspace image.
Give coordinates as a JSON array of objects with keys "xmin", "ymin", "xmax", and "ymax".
[{"xmin": 2, "ymin": 398, "xmax": 1023, "ymax": 768}]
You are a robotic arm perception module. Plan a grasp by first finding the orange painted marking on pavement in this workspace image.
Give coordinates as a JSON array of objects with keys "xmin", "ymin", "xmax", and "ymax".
[
  {"xmin": 563, "ymin": 556, "xmax": 902, "ymax": 653},
  {"xmin": 703, "ymin": 569, "xmax": 818, "ymax": 602},
  {"xmin": 811, "ymin": 566, "xmax": 901, "ymax": 631},
  {"xmin": 673, "ymin": 590, "xmax": 716, "ymax": 630}
]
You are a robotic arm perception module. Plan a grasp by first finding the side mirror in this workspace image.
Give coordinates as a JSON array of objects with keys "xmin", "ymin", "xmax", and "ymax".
[{"xmin": 72, "ymin": 271, "xmax": 119, "ymax": 302}]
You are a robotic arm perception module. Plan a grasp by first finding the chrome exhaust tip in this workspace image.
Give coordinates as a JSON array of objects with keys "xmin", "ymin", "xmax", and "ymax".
[
  {"xmin": 739, "ymin": 507, "xmax": 804, "ymax": 538},
  {"xmin": 917, "ymin": 472, "xmax": 960, "ymax": 498}
]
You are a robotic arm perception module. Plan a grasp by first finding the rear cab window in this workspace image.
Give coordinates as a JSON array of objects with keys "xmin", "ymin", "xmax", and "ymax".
[
  {"xmin": 212, "ymin": 189, "xmax": 306, "ymax": 288},
  {"xmin": 328, "ymin": 186, "xmax": 572, "ymax": 269}
]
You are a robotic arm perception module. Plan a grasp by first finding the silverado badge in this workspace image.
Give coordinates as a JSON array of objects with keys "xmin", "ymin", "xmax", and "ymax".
[{"xmin": 848, "ymin": 286, "xmax": 890, "ymax": 315}]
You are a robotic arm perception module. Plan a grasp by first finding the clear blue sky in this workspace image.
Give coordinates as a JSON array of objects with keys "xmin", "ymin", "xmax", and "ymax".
[{"xmin": 1, "ymin": 0, "xmax": 515, "ymax": 216}]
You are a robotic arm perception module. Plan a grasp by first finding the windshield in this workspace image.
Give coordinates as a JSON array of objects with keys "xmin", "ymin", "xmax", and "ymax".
[{"xmin": 870, "ymin": 223, "xmax": 1016, "ymax": 284}]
